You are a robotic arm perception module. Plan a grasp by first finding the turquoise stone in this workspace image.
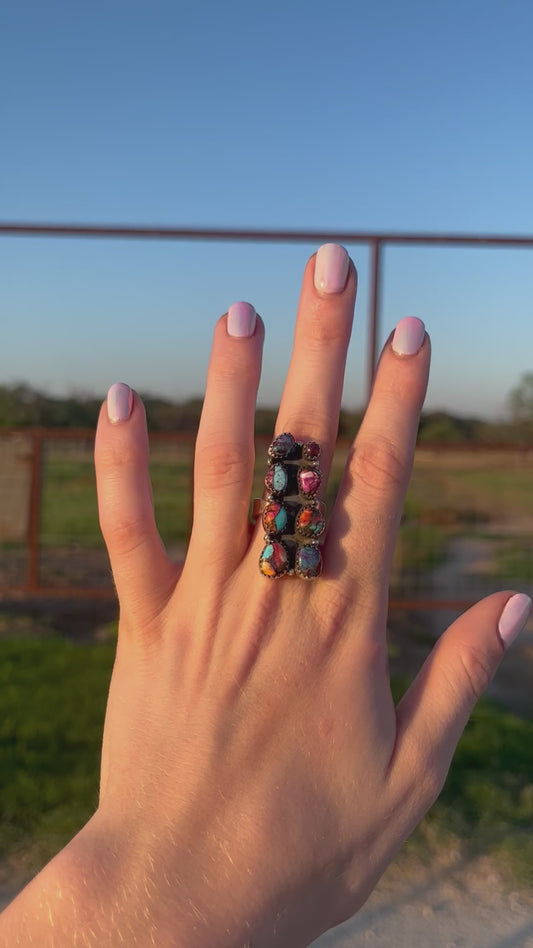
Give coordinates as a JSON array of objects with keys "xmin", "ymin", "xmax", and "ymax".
[
  {"xmin": 259, "ymin": 541, "xmax": 289, "ymax": 578},
  {"xmin": 263, "ymin": 502, "xmax": 288, "ymax": 536},
  {"xmin": 265, "ymin": 463, "xmax": 289, "ymax": 495},
  {"xmin": 295, "ymin": 544, "xmax": 322, "ymax": 579}
]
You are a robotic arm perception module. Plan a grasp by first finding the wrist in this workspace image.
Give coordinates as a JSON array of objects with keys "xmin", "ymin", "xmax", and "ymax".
[{"xmin": 0, "ymin": 811, "xmax": 285, "ymax": 948}]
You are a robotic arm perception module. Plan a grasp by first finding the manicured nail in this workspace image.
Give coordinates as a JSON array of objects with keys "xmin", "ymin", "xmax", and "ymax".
[
  {"xmin": 392, "ymin": 316, "xmax": 426, "ymax": 356},
  {"xmin": 314, "ymin": 243, "xmax": 350, "ymax": 295},
  {"xmin": 498, "ymin": 593, "xmax": 531, "ymax": 649},
  {"xmin": 227, "ymin": 301, "xmax": 257, "ymax": 338},
  {"xmin": 107, "ymin": 383, "xmax": 133, "ymax": 424}
]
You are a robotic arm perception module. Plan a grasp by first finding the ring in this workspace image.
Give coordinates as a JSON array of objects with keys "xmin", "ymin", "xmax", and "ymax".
[{"xmin": 257, "ymin": 433, "xmax": 324, "ymax": 580}]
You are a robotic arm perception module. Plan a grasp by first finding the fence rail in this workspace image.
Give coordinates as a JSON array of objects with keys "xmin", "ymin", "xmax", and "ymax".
[
  {"xmin": 2, "ymin": 222, "xmax": 533, "ymax": 398},
  {"xmin": 2, "ymin": 428, "xmax": 533, "ymax": 613},
  {"xmin": 2, "ymin": 224, "xmax": 533, "ymax": 608}
]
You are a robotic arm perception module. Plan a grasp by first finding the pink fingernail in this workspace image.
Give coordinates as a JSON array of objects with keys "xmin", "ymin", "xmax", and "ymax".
[
  {"xmin": 107, "ymin": 383, "xmax": 133, "ymax": 424},
  {"xmin": 392, "ymin": 316, "xmax": 426, "ymax": 356},
  {"xmin": 314, "ymin": 243, "xmax": 350, "ymax": 295},
  {"xmin": 498, "ymin": 593, "xmax": 531, "ymax": 649},
  {"xmin": 227, "ymin": 301, "xmax": 257, "ymax": 338}
]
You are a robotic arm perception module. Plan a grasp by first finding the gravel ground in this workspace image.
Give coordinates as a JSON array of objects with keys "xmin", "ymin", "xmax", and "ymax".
[{"xmin": 313, "ymin": 855, "xmax": 533, "ymax": 948}]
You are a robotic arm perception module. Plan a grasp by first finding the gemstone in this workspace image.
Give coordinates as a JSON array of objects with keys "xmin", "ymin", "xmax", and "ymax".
[
  {"xmin": 297, "ymin": 466, "xmax": 321, "ymax": 498},
  {"xmin": 295, "ymin": 505, "xmax": 325, "ymax": 539},
  {"xmin": 303, "ymin": 441, "xmax": 320, "ymax": 461},
  {"xmin": 295, "ymin": 544, "xmax": 322, "ymax": 579},
  {"xmin": 259, "ymin": 541, "xmax": 289, "ymax": 578},
  {"xmin": 265, "ymin": 463, "xmax": 289, "ymax": 496},
  {"xmin": 268, "ymin": 432, "xmax": 298, "ymax": 460},
  {"xmin": 262, "ymin": 502, "xmax": 289, "ymax": 536}
]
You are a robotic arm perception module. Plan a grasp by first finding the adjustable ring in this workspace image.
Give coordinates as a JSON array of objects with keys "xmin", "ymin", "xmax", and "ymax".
[{"xmin": 256, "ymin": 433, "xmax": 325, "ymax": 580}]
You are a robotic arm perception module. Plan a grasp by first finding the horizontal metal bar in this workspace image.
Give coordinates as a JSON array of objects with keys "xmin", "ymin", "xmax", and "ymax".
[
  {"xmin": 389, "ymin": 599, "xmax": 475, "ymax": 611},
  {"xmin": 1, "ymin": 222, "xmax": 533, "ymax": 247},
  {"xmin": 0, "ymin": 586, "xmax": 117, "ymax": 601}
]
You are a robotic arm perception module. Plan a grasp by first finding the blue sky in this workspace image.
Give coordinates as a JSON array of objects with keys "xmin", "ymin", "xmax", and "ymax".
[{"xmin": 1, "ymin": 0, "xmax": 532, "ymax": 417}]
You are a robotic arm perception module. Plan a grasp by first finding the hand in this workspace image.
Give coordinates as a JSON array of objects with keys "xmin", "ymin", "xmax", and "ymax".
[{"xmin": 3, "ymin": 244, "xmax": 529, "ymax": 947}]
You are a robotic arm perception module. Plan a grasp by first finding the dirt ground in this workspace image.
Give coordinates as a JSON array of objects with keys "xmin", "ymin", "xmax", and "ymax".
[{"xmin": 313, "ymin": 852, "xmax": 533, "ymax": 947}]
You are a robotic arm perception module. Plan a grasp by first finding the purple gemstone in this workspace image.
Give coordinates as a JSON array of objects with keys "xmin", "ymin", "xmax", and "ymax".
[
  {"xmin": 295, "ymin": 545, "xmax": 322, "ymax": 579},
  {"xmin": 298, "ymin": 467, "xmax": 321, "ymax": 498},
  {"xmin": 268, "ymin": 432, "xmax": 297, "ymax": 460}
]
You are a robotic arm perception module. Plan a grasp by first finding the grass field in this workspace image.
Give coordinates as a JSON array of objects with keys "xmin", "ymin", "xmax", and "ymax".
[
  {"xmin": 35, "ymin": 442, "xmax": 533, "ymax": 593},
  {"xmin": 1, "ymin": 442, "xmax": 532, "ymax": 889},
  {"xmin": 0, "ymin": 633, "xmax": 530, "ymax": 889}
]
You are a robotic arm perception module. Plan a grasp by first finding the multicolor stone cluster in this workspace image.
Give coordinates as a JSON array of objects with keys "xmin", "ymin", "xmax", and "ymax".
[{"xmin": 259, "ymin": 432, "xmax": 325, "ymax": 579}]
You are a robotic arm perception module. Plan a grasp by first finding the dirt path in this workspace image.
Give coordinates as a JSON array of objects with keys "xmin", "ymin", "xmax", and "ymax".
[
  {"xmin": 424, "ymin": 535, "xmax": 533, "ymax": 717},
  {"xmin": 313, "ymin": 855, "xmax": 533, "ymax": 947}
]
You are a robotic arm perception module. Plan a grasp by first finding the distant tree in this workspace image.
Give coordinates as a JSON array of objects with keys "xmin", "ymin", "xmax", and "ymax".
[
  {"xmin": 507, "ymin": 372, "xmax": 533, "ymax": 443},
  {"xmin": 508, "ymin": 372, "xmax": 533, "ymax": 423}
]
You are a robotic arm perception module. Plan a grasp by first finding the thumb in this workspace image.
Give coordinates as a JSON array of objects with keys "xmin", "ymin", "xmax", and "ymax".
[{"xmin": 393, "ymin": 591, "xmax": 531, "ymax": 796}]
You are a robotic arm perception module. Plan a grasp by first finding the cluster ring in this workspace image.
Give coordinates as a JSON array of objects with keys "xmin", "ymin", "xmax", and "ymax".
[{"xmin": 256, "ymin": 433, "xmax": 325, "ymax": 580}]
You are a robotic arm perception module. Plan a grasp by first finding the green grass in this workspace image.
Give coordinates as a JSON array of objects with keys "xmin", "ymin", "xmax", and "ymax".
[
  {"xmin": 0, "ymin": 634, "xmax": 531, "ymax": 886},
  {"xmin": 0, "ymin": 636, "xmax": 115, "ymax": 876},
  {"xmin": 490, "ymin": 537, "xmax": 533, "ymax": 583},
  {"xmin": 41, "ymin": 448, "xmax": 193, "ymax": 547},
  {"xmin": 412, "ymin": 702, "xmax": 533, "ymax": 884},
  {"xmin": 38, "ymin": 446, "xmax": 533, "ymax": 588}
]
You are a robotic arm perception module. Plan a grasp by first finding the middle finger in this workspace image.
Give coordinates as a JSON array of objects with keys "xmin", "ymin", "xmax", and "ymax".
[{"xmin": 274, "ymin": 244, "xmax": 357, "ymax": 486}]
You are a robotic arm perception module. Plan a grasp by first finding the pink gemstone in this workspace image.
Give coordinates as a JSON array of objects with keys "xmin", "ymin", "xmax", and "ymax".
[{"xmin": 298, "ymin": 467, "xmax": 321, "ymax": 497}]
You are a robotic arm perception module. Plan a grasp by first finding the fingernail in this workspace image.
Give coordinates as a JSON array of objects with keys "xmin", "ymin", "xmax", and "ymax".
[
  {"xmin": 498, "ymin": 593, "xmax": 531, "ymax": 649},
  {"xmin": 107, "ymin": 383, "xmax": 133, "ymax": 424},
  {"xmin": 392, "ymin": 316, "xmax": 426, "ymax": 356},
  {"xmin": 227, "ymin": 301, "xmax": 257, "ymax": 338},
  {"xmin": 314, "ymin": 243, "xmax": 350, "ymax": 295}
]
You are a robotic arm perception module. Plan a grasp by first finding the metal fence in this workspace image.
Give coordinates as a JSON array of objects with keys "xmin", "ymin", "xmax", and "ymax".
[
  {"xmin": 1, "ymin": 223, "xmax": 533, "ymax": 608},
  {"xmin": 2, "ymin": 428, "xmax": 533, "ymax": 613}
]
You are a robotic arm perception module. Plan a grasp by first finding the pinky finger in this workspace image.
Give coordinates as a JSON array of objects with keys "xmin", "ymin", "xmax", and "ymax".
[{"xmin": 95, "ymin": 384, "xmax": 178, "ymax": 628}]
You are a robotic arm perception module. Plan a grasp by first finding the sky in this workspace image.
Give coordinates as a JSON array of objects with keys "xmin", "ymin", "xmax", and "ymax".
[{"xmin": 1, "ymin": 0, "xmax": 532, "ymax": 418}]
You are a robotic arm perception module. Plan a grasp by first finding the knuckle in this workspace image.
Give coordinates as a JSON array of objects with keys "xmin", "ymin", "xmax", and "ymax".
[
  {"xmin": 418, "ymin": 756, "xmax": 447, "ymax": 809},
  {"xmin": 303, "ymin": 300, "xmax": 350, "ymax": 348},
  {"xmin": 212, "ymin": 349, "xmax": 258, "ymax": 386},
  {"xmin": 99, "ymin": 510, "xmax": 146, "ymax": 557},
  {"xmin": 195, "ymin": 440, "xmax": 250, "ymax": 490},
  {"xmin": 457, "ymin": 642, "xmax": 495, "ymax": 703},
  {"xmin": 350, "ymin": 438, "xmax": 405, "ymax": 496},
  {"xmin": 97, "ymin": 438, "xmax": 144, "ymax": 473},
  {"xmin": 402, "ymin": 740, "xmax": 447, "ymax": 812}
]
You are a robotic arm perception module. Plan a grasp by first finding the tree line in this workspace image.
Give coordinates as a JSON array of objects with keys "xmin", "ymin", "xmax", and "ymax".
[{"xmin": 1, "ymin": 378, "xmax": 533, "ymax": 444}]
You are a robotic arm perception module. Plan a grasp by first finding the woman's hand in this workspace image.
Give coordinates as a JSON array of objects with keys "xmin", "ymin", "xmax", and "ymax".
[{"xmin": 3, "ymin": 244, "xmax": 529, "ymax": 947}]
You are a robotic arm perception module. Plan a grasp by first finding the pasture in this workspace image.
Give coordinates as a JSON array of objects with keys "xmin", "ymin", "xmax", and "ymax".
[{"xmin": 0, "ymin": 440, "xmax": 532, "ymax": 891}]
